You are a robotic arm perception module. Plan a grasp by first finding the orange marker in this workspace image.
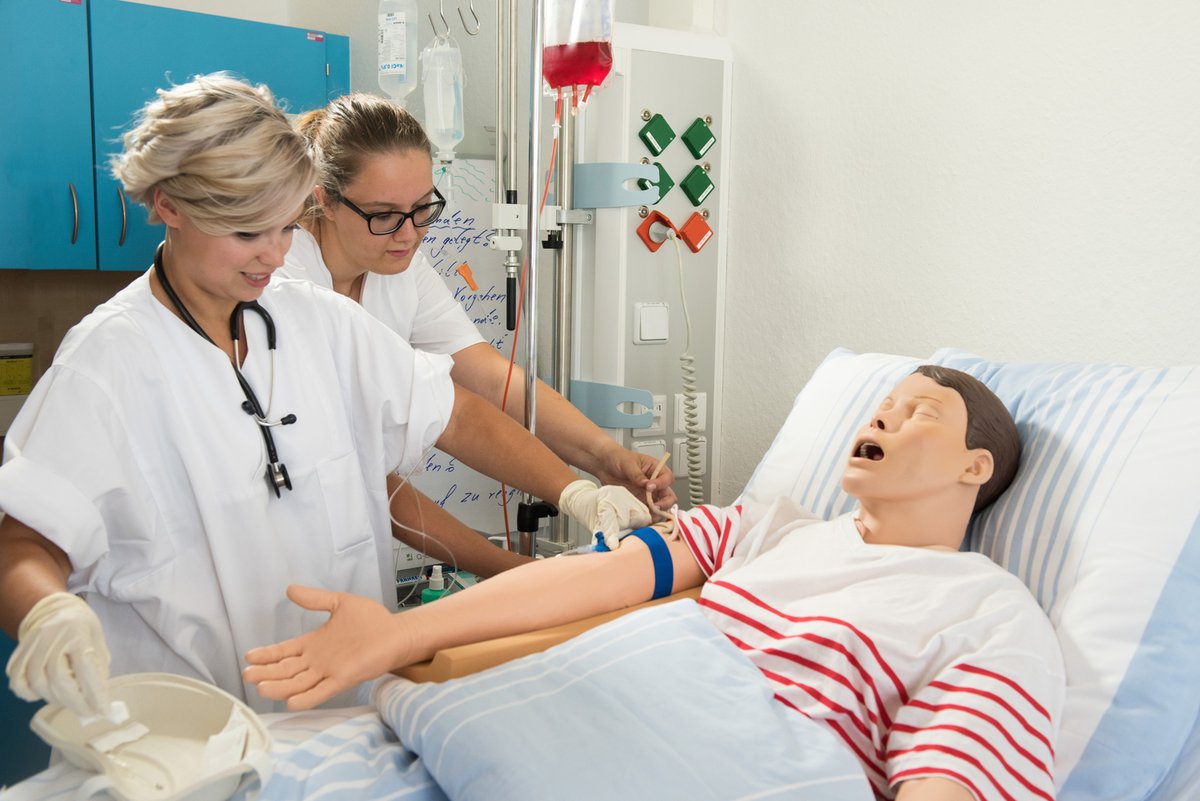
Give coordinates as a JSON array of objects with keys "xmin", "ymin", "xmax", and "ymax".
[{"xmin": 456, "ymin": 262, "xmax": 478, "ymax": 291}]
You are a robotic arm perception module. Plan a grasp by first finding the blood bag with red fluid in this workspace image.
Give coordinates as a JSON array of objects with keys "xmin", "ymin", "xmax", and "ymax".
[{"xmin": 543, "ymin": 0, "xmax": 612, "ymax": 108}]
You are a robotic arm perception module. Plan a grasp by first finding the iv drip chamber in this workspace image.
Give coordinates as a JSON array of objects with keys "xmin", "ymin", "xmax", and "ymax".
[{"xmin": 422, "ymin": 33, "xmax": 465, "ymax": 196}]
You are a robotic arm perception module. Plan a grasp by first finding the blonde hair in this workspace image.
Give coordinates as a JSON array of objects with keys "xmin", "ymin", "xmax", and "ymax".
[
  {"xmin": 111, "ymin": 73, "xmax": 316, "ymax": 236},
  {"xmin": 296, "ymin": 93, "xmax": 432, "ymax": 222}
]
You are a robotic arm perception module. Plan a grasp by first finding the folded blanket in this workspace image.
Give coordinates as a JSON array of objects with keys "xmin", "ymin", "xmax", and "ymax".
[{"xmin": 373, "ymin": 599, "xmax": 872, "ymax": 801}]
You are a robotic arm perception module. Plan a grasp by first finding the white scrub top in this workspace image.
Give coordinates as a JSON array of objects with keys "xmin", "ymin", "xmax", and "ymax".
[
  {"xmin": 0, "ymin": 272, "xmax": 455, "ymax": 712},
  {"xmin": 280, "ymin": 228, "xmax": 484, "ymax": 356}
]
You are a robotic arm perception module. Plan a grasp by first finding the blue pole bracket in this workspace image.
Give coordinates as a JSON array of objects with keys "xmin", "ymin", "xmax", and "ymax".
[
  {"xmin": 573, "ymin": 163, "xmax": 660, "ymax": 209},
  {"xmin": 570, "ymin": 379, "xmax": 653, "ymax": 429}
]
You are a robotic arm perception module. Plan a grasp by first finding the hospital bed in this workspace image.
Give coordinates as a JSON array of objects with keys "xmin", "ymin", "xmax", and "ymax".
[{"xmin": 4, "ymin": 347, "xmax": 1197, "ymax": 801}]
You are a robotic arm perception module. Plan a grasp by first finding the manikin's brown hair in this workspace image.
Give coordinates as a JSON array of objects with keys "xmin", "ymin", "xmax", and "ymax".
[{"xmin": 914, "ymin": 365, "xmax": 1021, "ymax": 513}]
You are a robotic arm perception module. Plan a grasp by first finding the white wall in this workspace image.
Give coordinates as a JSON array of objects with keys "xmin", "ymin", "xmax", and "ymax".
[
  {"xmin": 122, "ymin": 0, "xmax": 288, "ymax": 25},
  {"xmin": 715, "ymin": 1, "xmax": 1200, "ymax": 500}
]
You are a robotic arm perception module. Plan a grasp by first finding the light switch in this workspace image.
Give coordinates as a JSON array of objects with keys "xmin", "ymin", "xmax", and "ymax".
[
  {"xmin": 673, "ymin": 436, "xmax": 707, "ymax": 478},
  {"xmin": 635, "ymin": 302, "xmax": 670, "ymax": 344},
  {"xmin": 630, "ymin": 438, "xmax": 668, "ymax": 460}
]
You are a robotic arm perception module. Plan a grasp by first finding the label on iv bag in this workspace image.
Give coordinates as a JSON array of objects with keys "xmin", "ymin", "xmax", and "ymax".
[{"xmin": 379, "ymin": 13, "xmax": 409, "ymax": 76}]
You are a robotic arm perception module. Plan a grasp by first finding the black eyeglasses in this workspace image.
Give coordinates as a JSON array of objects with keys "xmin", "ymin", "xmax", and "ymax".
[{"xmin": 339, "ymin": 187, "xmax": 447, "ymax": 235}]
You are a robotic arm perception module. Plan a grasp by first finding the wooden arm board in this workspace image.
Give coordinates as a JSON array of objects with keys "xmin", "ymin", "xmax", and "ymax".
[{"xmin": 397, "ymin": 586, "xmax": 703, "ymax": 683}]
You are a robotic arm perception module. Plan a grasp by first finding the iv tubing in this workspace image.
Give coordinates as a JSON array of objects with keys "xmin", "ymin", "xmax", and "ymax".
[
  {"xmin": 523, "ymin": 0, "xmax": 546, "ymax": 457},
  {"xmin": 549, "ymin": 74, "xmax": 577, "ymax": 545}
]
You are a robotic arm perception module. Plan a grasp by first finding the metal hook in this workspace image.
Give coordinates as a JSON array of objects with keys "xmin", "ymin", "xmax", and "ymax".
[
  {"xmin": 458, "ymin": 0, "xmax": 481, "ymax": 35},
  {"xmin": 429, "ymin": 0, "xmax": 450, "ymax": 37}
]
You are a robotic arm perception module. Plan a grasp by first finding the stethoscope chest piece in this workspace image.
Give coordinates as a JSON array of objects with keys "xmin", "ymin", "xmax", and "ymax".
[{"xmin": 268, "ymin": 460, "xmax": 292, "ymax": 496}]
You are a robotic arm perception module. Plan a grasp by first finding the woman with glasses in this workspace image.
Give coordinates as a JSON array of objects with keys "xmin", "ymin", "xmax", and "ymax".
[
  {"xmin": 0, "ymin": 74, "xmax": 649, "ymax": 718},
  {"xmin": 280, "ymin": 94, "xmax": 676, "ymax": 576}
]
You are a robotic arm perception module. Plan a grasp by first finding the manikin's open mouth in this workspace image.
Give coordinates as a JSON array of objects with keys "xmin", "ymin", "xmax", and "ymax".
[{"xmin": 853, "ymin": 441, "xmax": 885, "ymax": 461}]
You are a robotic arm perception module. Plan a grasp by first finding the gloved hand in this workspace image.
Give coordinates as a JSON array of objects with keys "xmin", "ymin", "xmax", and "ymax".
[
  {"xmin": 6, "ymin": 592, "xmax": 111, "ymax": 718},
  {"xmin": 557, "ymin": 479, "xmax": 652, "ymax": 550}
]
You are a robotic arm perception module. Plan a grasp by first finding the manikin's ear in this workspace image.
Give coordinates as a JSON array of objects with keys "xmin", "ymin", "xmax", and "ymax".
[
  {"xmin": 959, "ymin": 448, "xmax": 995, "ymax": 486},
  {"xmin": 313, "ymin": 186, "xmax": 336, "ymax": 220},
  {"xmin": 152, "ymin": 188, "xmax": 183, "ymax": 227}
]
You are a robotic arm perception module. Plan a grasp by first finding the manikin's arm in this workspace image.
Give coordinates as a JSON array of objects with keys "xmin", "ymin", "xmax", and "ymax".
[
  {"xmin": 451, "ymin": 343, "xmax": 678, "ymax": 508},
  {"xmin": 244, "ymin": 529, "xmax": 705, "ymax": 710},
  {"xmin": 895, "ymin": 778, "xmax": 975, "ymax": 801},
  {"xmin": 386, "ymin": 473, "xmax": 530, "ymax": 577}
]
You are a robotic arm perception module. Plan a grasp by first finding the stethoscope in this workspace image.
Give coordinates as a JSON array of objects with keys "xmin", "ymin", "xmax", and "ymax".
[{"xmin": 153, "ymin": 244, "xmax": 296, "ymax": 497}]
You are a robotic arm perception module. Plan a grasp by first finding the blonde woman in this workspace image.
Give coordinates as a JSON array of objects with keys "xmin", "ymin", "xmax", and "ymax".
[
  {"xmin": 0, "ymin": 74, "xmax": 648, "ymax": 716},
  {"xmin": 279, "ymin": 94, "xmax": 676, "ymax": 575}
]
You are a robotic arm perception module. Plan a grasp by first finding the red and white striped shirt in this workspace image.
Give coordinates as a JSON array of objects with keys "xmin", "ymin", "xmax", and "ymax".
[{"xmin": 674, "ymin": 498, "xmax": 1064, "ymax": 801}]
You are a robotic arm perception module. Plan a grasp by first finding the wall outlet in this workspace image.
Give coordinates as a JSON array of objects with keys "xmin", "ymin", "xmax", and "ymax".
[
  {"xmin": 674, "ymin": 392, "xmax": 707, "ymax": 434},
  {"xmin": 635, "ymin": 394, "xmax": 667, "ymax": 436}
]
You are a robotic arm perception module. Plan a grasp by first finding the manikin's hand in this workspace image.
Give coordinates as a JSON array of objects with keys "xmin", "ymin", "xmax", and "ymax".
[
  {"xmin": 592, "ymin": 446, "xmax": 678, "ymax": 513},
  {"xmin": 557, "ymin": 479, "xmax": 652, "ymax": 550},
  {"xmin": 7, "ymin": 592, "xmax": 111, "ymax": 718},
  {"xmin": 243, "ymin": 585, "xmax": 405, "ymax": 711}
]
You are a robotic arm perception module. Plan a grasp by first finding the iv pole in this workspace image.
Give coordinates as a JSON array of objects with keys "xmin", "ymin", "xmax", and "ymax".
[
  {"xmin": 497, "ymin": 0, "xmax": 520, "ymax": 328},
  {"xmin": 501, "ymin": 0, "xmax": 560, "ymax": 556},
  {"xmin": 498, "ymin": 0, "xmax": 580, "ymax": 554}
]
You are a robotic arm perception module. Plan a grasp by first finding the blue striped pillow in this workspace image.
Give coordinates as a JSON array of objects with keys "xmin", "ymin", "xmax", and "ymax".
[{"xmin": 741, "ymin": 347, "xmax": 1200, "ymax": 800}]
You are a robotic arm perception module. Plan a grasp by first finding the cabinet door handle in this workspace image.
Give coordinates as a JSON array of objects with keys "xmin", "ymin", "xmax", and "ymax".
[
  {"xmin": 118, "ymin": 186, "xmax": 128, "ymax": 246},
  {"xmin": 69, "ymin": 182, "xmax": 80, "ymax": 244}
]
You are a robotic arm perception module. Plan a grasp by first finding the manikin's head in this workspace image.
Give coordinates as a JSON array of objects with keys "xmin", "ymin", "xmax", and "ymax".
[{"xmin": 842, "ymin": 366, "xmax": 1020, "ymax": 517}]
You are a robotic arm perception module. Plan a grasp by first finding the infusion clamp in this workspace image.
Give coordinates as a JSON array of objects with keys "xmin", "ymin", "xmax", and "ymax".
[
  {"xmin": 490, "ymin": 203, "xmax": 525, "ymax": 251},
  {"xmin": 491, "ymin": 203, "xmax": 594, "ymax": 249}
]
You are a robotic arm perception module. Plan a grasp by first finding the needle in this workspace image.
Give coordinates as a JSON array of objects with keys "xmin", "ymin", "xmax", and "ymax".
[{"xmin": 646, "ymin": 452, "xmax": 672, "ymax": 522}]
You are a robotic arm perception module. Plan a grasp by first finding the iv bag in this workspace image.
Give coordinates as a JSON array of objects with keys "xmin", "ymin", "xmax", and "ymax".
[
  {"xmin": 379, "ymin": 0, "xmax": 419, "ymax": 102},
  {"xmin": 542, "ymin": 0, "xmax": 612, "ymax": 105},
  {"xmin": 422, "ymin": 34, "xmax": 465, "ymax": 195}
]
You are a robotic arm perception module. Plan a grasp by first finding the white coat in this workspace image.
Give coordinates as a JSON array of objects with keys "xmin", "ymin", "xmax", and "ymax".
[{"xmin": 0, "ymin": 272, "xmax": 455, "ymax": 712}]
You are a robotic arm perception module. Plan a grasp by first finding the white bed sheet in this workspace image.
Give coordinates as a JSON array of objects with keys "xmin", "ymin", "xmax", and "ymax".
[{"xmin": 1, "ymin": 706, "xmax": 445, "ymax": 801}]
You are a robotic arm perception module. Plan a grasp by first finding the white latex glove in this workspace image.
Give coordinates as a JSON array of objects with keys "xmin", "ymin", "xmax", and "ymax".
[
  {"xmin": 557, "ymin": 479, "xmax": 652, "ymax": 551},
  {"xmin": 6, "ymin": 592, "xmax": 111, "ymax": 717}
]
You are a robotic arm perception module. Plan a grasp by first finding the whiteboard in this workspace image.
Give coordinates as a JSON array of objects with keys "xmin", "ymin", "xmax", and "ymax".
[{"xmin": 409, "ymin": 158, "xmax": 526, "ymax": 535}]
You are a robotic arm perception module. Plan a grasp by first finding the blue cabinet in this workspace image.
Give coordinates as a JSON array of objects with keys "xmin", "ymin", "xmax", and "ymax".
[
  {"xmin": 89, "ymin": 0, "xmax": 350, "ymax": 270},
  {"xmin": 2, "ymin": 0, "xmax": 350, "ymax": 271},
  {"xmin": 0, "ymin": 0, "xmax": 97, "ymax": 270}
]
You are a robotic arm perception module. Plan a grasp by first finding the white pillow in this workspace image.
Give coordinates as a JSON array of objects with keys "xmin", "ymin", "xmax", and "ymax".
[{"xmin": 741, "ymin": 347, "xmax": 1200, "ymax": 801}]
